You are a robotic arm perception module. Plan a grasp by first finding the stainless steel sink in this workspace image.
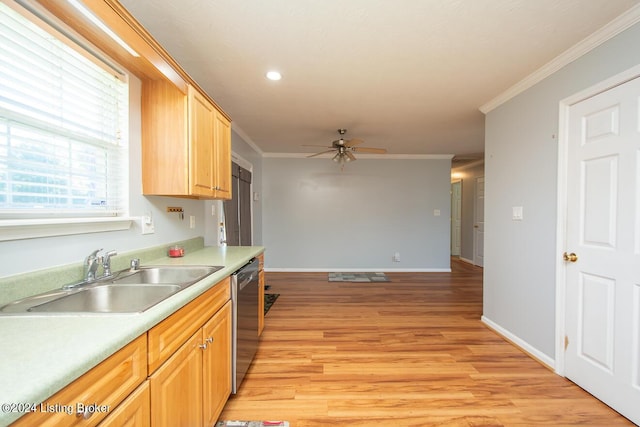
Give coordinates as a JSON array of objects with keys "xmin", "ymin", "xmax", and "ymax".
[
  {"xmin": 110, "ymin": 266, "xmax": 220, "ymax": 285},
  {"xmin": 28, "ymin": 284, "xmax": 181, "ymax": 313},
  {"xmin": 0, "ymin": 265, "xmax": 223, "ymax": 314}
]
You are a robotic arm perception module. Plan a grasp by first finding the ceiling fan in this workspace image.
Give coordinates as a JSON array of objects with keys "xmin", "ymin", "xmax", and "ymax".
[{"xmin": 304, "ymin": 129, "xmax": 387, "ymax": 163}]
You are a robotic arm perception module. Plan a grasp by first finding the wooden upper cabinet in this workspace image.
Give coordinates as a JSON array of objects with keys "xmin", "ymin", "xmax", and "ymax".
[
  {"xmin": 141, "ymin": 81, "xmax": 232, "ymax": 199},
  {"xmin": 213, "ymin": 112, "xmax": 232, "ymax": 199},
  {"xmin": 189, "ymin": 86, "xmax": 216, "ymax": 197}
]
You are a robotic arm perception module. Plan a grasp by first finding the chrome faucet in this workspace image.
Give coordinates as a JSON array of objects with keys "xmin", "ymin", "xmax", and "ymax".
[
  {"xmin": 102, "ymin": 250, "xmax": 118, "ymax": 277},
  {"xmin": 84, "ymin": 248, "xmax": 102, "ymax": 282}
]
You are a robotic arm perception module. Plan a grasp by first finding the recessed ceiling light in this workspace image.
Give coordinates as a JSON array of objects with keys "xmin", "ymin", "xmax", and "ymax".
[{"xmin": 266, "ymin": 71, "xmax": 282, "ymax": 81}]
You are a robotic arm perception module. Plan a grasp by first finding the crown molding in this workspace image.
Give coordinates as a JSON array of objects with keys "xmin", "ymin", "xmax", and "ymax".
[
  {"xmin": 230, "ymin": 122, "xmax": 264, "ymax": 156},
  {"xmin": 480, "ymin": 3, "xmax": 640, "ymax": 114}
]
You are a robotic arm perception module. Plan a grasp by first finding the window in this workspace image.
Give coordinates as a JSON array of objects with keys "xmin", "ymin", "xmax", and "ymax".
[{"xmin": 0, "ymin": 2, "xmax": 129, "ymax": 221}]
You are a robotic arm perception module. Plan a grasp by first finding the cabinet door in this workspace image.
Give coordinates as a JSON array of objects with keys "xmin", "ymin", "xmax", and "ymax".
[
  {"xmin": 97, "ymin": 382, "xmax": 150, "ymax": 427},
  {"xmin": 150, "ymin": 331, "xmax": 203, "ymax": 427},
  {"xmin": 189, "ymin": 86, "xmax": 215, "ymax": 197},
  {"xmin": 213, "ymin": 111, "xmax": 232, "ymax": 199},
  {"xmin": 202, "ymin": 301, "xmax": 232, "ymax": 426}
]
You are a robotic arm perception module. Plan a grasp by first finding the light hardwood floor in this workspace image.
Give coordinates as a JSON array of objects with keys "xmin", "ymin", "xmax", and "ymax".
[{"xmin": 220, "ymin": 259, "xmax": 632, "ymax": 426}]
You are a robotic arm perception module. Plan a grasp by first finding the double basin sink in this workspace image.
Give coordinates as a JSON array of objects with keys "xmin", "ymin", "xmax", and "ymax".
[{"xmin": 0, "ymin": 265, "xmax": 223, "ymax": 314}]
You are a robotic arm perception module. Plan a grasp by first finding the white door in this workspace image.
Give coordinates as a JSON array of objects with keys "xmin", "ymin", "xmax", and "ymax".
[
  {"xmin": 474, "ymin": 177, "xmax": 485, "ymax": 267},
  {"xmin": 451, "ymin": 180, "xmax": 462, "ymax": 256},
  {"xmin": 564, "ymin": 76, "xmax": 640, "ymax": 424}
]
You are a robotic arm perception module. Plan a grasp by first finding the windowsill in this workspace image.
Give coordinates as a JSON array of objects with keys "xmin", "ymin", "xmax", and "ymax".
[{"xmin": 0, "ymin": 217, "xmax": 135, "ymax": 242}]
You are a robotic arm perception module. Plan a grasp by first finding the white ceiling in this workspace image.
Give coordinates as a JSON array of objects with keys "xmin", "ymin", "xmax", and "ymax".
[{"xmin": 119, "ymin": 0, "xmax": 639, "ymax": 158}]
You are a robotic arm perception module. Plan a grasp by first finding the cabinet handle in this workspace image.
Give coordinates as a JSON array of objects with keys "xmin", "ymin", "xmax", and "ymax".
[
  {"xmin": 206, "ymin": 337, "xmax": 214, "ymax": 343},
  {"xmin": 76, "ymin": 407, "xmax": 92, "ymax": 420},
  {"xmin": 198, "ymin": 343, "xmax": 207, "ymax": 350}
]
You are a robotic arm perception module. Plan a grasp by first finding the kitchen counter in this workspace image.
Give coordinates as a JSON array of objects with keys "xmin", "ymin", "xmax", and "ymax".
[{"xmin": 0, "ymin": 245, "xmax": 264, "ymax": 427}]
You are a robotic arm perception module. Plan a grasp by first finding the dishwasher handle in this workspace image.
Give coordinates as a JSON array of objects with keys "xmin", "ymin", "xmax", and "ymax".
[{"xmin": 238, "ymin": 272, "xmax": 256, "ymax": 290}]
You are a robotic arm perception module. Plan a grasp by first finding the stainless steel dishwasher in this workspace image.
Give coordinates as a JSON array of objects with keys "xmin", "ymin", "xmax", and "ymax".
[{"xmin": 230, "ymin": 257, "xmax": 260, "ymax": 393}]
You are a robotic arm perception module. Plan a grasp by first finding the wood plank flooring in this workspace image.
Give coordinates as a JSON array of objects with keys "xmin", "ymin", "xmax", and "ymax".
[{"xmin": 220, "ymin": 259, "xmax": 633, "ymax": 426}]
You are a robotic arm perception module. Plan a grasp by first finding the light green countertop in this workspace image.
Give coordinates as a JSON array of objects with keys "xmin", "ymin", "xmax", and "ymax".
[{"xmin": 0, "ymin": 245, "xmax": 264, "ymax": 427}]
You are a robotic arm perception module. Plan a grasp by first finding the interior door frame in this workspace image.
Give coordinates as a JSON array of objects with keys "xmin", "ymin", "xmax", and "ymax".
[
  {"xmin": 554, "ymin": 63, "xmax": 640, "ymax": 375},
  {"xmin": 473, "ymin": 176, "xmax": 485, "ymax": 267},
  {"xmin": 450, "ymin": 179, "xmax": 462, "ymax": 257}
]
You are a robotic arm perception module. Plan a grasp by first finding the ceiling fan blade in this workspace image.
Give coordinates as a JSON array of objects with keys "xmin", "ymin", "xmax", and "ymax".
[
  {"xmin": 307, "ymin": 149, "xmax": 336, "ymax": 158},
  {"xmin": 352, "ymin": 147, "xmax": 387, "ymax": 154},
  {"xmin": 302, "ymin": 144, "xmax": 333, "ymax": 148},
  {"xmin": 344, "ymin": 138, "xmax": 364, "ymax": 147},
  {"xmin": 345, "ymin": 151, "xmax": 357, "ymax": 162}
]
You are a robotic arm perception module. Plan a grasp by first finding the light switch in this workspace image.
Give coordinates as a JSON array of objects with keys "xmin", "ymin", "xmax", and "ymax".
[
  {"xmin": 512, "ymin": 206, "xmax": 523, "ymax": 221},
  {"xmin": 434, "ymin": 209, "xmax": 441, "ymax": 217}
]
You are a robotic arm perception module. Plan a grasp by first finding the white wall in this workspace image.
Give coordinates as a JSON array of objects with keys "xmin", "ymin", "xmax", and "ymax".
[
  {"xmin": 483, "ymin": 22, "xmax": 640, "ymax": 361},
  {"xmin": 0, "ymin": 76, "xmax": 217, "ymax": 278},
  {"xmin": 262, "ymin": 156, "xmax": 452, "ymax": 271}
]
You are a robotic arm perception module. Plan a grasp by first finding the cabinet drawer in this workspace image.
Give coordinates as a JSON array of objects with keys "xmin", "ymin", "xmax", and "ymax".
[
  {"xmin": 97, "ymin": 381, "xmax": 150, "ymax": 427},
  {"xmin": 12, "ymin": 335, "xmax": 147, "ymax": 427},
  {"xmin": 148, "ymin": 277, "xmax": 230, "ymax": 373}
]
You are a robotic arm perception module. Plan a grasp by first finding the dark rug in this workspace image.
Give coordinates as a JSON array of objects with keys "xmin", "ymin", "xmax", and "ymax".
[
  {"xmin": 264, "ymin": 293, "xmax": 279, "ymax": 315},
  {"xmin": 328, "ymin": 272, "xmax": 390, "ymax": 282}
]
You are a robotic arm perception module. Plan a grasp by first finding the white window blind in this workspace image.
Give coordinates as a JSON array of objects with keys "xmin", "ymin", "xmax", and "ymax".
[{"xmin": 0, "ymin": 2, "xmax": 128, "ymax": 219}]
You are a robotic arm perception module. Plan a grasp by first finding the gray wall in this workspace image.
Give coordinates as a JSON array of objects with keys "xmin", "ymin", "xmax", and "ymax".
[
  {"xmin": 262, "ymin": 156, "xmax": 452, "ymax": 270},
  {"xmin": 484, "ymin": 22, "xmax": 640, "ymax": 360}
]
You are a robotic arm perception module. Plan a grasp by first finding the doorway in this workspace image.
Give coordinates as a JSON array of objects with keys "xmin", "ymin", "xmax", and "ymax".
[
  {"xmin": 473, "ymin": 177, "xmax": 485, "ymax": 267},
  {"xmin": 451, "ymin": 180, "xmax": 462, "ymax": 257}
]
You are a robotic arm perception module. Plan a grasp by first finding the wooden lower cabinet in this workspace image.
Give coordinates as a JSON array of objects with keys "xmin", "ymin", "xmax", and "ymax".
[
  {"xmin": 149, "ymin": 332, "xmax": 203, "ymax": 427},
  {"xmin": 97, "ymin": 382, "xmax": 150, "ymax": 427},
  {"xmin": 149, "ymin": 300, "xmax": 232, "ymax": 427},
  {"xmin": 203, "ymin": 302, "xmax": 232, "ymax": 426}
]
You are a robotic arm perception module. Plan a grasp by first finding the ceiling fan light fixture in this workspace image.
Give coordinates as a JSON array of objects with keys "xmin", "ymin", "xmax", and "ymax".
[{"xmin": 332, "ymin": 152, "xmax": 341, "ymax": 162}]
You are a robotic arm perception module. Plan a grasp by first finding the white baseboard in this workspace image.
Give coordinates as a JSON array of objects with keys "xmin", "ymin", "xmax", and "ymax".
[
  {"xmin": 264, "ymin": 267, "xmax": 452, "ymax": 273},
  {"xmin": 458, "ymin": 257, "xmax": 475, "ymax": 265},
  {"xmin": 481, "ymin": 315, "xmax": 555, "ymax": 370}
]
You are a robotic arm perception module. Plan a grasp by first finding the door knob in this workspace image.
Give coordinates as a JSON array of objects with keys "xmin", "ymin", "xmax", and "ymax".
[{"xmin": 563, "ymin": 252, "xmax": 578, "ymax": 262}]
